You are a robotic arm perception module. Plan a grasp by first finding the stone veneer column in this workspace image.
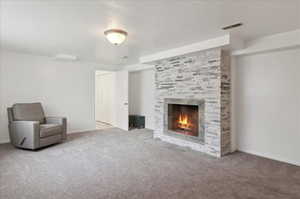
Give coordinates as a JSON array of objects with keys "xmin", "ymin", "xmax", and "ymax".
[{"xmin": 154, "ymin": 48, "xmax": 231, "ymax": 157}]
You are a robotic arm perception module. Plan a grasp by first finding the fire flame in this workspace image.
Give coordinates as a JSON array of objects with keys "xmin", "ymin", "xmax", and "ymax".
[{"xmin": 178, "ymin": 114, "xmax": 192, "ymax": 130}]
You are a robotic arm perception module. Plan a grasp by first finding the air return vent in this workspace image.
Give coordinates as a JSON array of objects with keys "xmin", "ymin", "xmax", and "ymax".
[{"xmin": 222, "ymin": 23, "xmax": 243, "ymax": 30}]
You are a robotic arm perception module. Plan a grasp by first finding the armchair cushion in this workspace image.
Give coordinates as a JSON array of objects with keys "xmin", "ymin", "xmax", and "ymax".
[
  {"xmin": 13, "ymin": 103, "xmax": 45, "ymax": 124},
  {"xmin": 40, "ymin": 124, "xmax": 62, "ymax": 138}
]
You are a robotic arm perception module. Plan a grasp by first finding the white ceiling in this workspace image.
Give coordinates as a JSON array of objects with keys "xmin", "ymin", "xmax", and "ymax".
[{"xmin": 1, "ymin": 0, "xmax": 299, "ymax": 67}]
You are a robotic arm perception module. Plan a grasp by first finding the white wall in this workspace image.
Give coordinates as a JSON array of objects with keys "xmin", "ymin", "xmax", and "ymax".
[
  {"xmin": 129, "ymin": 69, "xmax": 155, "ymax": 130},
  {"xmin": 231, "ymin": 57, "xmax": 237, "ymax": 153},
  {"xmin": 234, "ymin": 48, "xmax": 300, "ymax": 166},
  {"xmin": 0, "ymin": 50, "xmax": 113, "ymax": 143}
]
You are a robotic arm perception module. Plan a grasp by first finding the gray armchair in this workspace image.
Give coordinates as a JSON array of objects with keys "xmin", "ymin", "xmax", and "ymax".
[{"xmin": 7, "ymin": 103, "xmax": 67, "ymax": 150}]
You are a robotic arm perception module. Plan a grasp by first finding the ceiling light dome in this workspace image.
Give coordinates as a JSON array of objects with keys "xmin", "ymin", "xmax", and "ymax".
[{"xmin": 104, "ymin": 29, "xmax": 128, "ymax": 45}]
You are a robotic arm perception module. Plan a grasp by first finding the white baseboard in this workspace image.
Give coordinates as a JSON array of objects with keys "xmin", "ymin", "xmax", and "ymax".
[
  {"xmin": 0, "ymin": 129, "xmax": 98, "ymax": 144},
  {"xmin": 67, "ymin": 128, "xmax": 99, "ymax": 134},
  {"xmin": 238, "ymin": 149, "xmax": 300, "ymax": 166},
  {"xmin": 0, "ymin": 139, "xmax": 10, "ymax": 144}
]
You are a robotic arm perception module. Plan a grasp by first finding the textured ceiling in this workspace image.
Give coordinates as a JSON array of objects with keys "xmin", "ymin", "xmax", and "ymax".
[{"xmin": 1, "ymin": 0, "xmax": 299, "ymax": 67}]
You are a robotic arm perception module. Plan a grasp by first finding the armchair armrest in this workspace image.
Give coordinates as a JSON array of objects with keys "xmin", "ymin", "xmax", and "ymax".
[
  {"xmin": 9, "ymin": 121, "xmax": 40, "ymax": 149},
  {"xmin": 45, "ymin": 117, "xmax": 67, "ymax": 140}
]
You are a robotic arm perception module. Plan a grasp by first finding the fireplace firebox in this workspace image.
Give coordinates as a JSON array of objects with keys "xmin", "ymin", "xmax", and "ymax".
[
  {"xmin": 164, "ymin": 98, "xmax": 205, "ymax": 143},
  {"xmin": 168, "ymin": 104, "xmax": 199, "ymax": 137}
]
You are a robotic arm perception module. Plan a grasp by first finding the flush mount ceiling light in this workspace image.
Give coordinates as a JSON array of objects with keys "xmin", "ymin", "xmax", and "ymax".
[{"xmin": 104, "ymin": 29, "xmax": 128, "ymax": 45}]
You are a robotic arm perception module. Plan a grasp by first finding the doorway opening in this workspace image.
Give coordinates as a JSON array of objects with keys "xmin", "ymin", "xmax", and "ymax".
[{"xmin": 94, "ymin": 70, "xmax": 129, "ymax": 130}]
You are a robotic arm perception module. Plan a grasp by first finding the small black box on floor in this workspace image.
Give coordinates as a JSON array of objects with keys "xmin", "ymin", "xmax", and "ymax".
[{"xmin": 129, "ymin": 115, "xmax": 145, "ymax": 129}]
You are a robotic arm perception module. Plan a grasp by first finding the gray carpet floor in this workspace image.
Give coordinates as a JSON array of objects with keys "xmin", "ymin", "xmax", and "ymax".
[{"xmin": 0, "ymin": 128, "xmax": 299, "ymax": 199}]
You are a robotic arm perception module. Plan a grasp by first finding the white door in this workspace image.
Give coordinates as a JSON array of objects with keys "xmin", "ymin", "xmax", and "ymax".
[
  {"xmin": 95, "ymin": 72, "xmax": 114, "ymax": 124},
  {"xmin": 115, "ymin": 70, "xmax": 129, "ymax": 130},
  {"xmin": 95, "ymin": 74, "xmax": 101, "ymax": 121}
]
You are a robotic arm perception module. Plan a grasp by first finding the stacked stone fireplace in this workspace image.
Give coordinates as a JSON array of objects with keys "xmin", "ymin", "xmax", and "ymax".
[{"xmin": 154, "ymin": 48, "xmax": 231, "ymax": 157}]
